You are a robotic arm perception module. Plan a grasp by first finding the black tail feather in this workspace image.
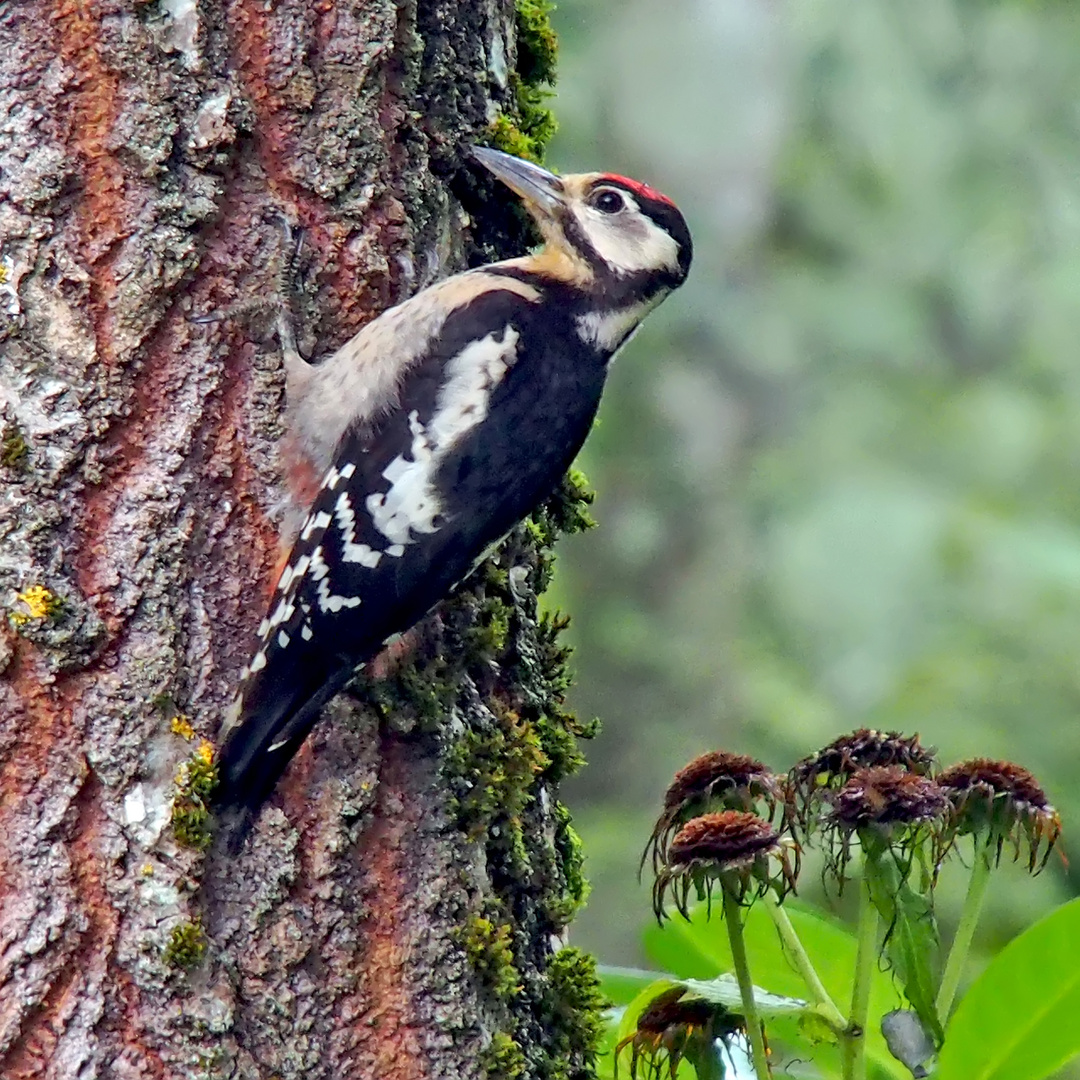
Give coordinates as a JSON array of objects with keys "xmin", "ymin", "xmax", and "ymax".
[{"xmin": 214, "ymin": 648, "xmax": 353, "ymax": 839}]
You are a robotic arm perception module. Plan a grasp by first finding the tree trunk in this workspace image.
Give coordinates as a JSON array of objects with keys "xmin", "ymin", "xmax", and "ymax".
[{"xmin": 0, "ymin": 3, "xmax": 601, "ymax": 1078}]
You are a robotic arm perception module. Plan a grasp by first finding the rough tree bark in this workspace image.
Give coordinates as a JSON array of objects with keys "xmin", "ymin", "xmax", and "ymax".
[{"xmin": 0, "ymin": 3, "xmax": 602, "ymax": 1078}]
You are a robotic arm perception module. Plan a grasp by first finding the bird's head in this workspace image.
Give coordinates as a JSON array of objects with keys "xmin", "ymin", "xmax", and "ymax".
[{"xmin": 473, "ymin": 147, "xmax": 692, "ymax": 299}]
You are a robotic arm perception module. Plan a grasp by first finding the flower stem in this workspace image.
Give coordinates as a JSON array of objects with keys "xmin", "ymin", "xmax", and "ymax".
[
  {"xmin": 841, "ymin": 878, "xmax": 878, "ymax": 1080},
  {"xmin": 723, "ymin": 889, "xmax": 772, "ymax": 1079},
  {"xmin": 936, "ymin": 842, "xmax": 992, "ymax": 1022},
  {"xmin": 761, "ymin": 891, "xmax": 847, "ymax": 1032}
]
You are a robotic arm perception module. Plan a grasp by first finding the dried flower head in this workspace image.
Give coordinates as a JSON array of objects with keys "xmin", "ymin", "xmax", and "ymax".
[
  {"xmin": 937, "ymin": 758, "xmax": 1062, "ymax": 873},
  {"xmin": 643, "ymin": 751, "xmax": 782, "ymax": 876},
  {"xmin": 615, "ymin": 985, "xmax": 745, "ymax": 1080},
  {"xmin": 830, "ymin": 767, "xmax": 948, "ymax": 831},
  {"xmin": 824, "ymin": 767, "xmax": 948, "ymax": 884},
  {"xmin": 788, "ymin": 729, "xmax": 936, "ymax": 836},
  {"xmin": 652, "ymin": 811, "xmax": 797, "ymax": 922}
]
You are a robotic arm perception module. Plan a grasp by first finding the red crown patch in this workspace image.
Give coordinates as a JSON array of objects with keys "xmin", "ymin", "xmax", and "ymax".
[{"xmin": 603, "ymin": 174, "xmax": 675, "ymax": 208}]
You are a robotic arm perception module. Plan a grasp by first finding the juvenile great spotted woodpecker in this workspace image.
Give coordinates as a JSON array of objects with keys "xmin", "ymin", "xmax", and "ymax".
[{"xmin": 216, "ymin": 147, "xmax": 692, "ymax": 825}]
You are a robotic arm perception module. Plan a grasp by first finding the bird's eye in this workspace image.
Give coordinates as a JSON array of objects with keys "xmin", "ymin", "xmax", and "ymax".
[{"xmin": 591, "ymin": 188, "xmax": 626, "ymax": 215}]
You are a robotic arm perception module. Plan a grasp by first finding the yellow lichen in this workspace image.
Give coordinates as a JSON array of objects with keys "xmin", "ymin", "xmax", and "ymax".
[
  {"xmin": 170, "ymin": 714, "xmax": 196, "ymax": 740},
  {"xmin": 10, "ymin": 585, "xmax": 63, "ymax": 628}
]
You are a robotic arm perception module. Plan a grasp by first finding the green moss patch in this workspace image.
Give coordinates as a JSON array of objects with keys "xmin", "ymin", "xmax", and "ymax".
[{"xmin": 164, "ymin": 919, "xmax": 207, "ymax": 970}]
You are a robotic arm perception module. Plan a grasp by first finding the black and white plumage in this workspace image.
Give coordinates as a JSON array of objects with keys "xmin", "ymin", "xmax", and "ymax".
[{"xmin": 217, "ymin": 147, "xmax": 693, "ymax": 824}]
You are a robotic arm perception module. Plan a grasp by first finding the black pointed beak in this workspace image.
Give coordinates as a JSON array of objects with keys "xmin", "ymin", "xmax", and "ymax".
[{"xmin": 471, "ymin": 146, "xmax": 565, "ymax": 220}]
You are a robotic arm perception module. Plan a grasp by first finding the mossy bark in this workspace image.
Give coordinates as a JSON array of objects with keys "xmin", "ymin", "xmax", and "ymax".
[{"xmin": 0, "ymin": 2, "xmax": 600, "ymax": 1078}]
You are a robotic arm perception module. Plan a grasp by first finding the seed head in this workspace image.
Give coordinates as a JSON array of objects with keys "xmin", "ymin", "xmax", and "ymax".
[
  {"xmin": 788, "ymin": 729, "xmax": 936, "ymax": 837},
  {"xmin": 652, "ymin": 811, "xmax": 797, "ymax": 921},
  {"xmin": 937, "ymin": 758, "xmax": 1062, "ymax": 873},
  {"xmin": 643, "ymin": 751, "xmax": 782, "ymax": 876},
  {"xmin": 615, "ymin": 985, "xmax": 745, "ymax": 1080},
  {"xmin": 823, "ymin": 767, "xmax": 948, "ymax": 886},
  {"xmin": 830, "ymin": 767, "xmax": 948, "ymax": 831}
]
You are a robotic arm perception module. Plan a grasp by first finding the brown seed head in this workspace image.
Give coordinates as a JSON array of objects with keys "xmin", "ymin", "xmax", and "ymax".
[
  {"xmin": 937, "ymin": 758, "xmax": 1062, "ymax": 872},
  {"xmin": 938, "ymin": 759, "xmax": 1051, "ymax": 808},
  {"xmin": 664, "ymin": 751, "xmax": 778, "ymax": 811},
  {"xmin": 831, "ymin": 766, "xmax": 948, "ymax": 830},
  {"xmin": 644, "ymin": 752, "xmax": 782, "ymax": 879},
  {"xmin": 793, "ymin": 729, "xmax": 935, "ymax": 790},
  {"xmin": 788, "ymin": 730, "xmax": 937, "ymax": 838},
  {"xmin": 653, "ymin": 811, "xmax": 797, "ymax": 921},
  {"xmin": 670, "ymin": 811, "xmax": 780, "ymax": 868},
  {"xmin": 615, "ymin": 986, "xmax": 746, "ymax": 1080}
]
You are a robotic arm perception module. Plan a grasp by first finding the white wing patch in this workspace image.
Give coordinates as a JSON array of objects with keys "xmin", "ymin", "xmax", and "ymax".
[
  {"xmin": 323, "ymin": 462, "xmax": 357, "ymax": 490},
  {"xmin": 334, "ymin": 491, "xmax": 383, "ymax": 568},
  {"xmin": 309, "ymin": 544, "xmax": 362, "ymax": 614},
  {"xmin": 366, "ymin": 325, "xmax": 520, "ymax": 547},
  {"xmin": 246, "ymin": 324, "xmax": 519, "ymax": 665},
  {"xmin": 301, "ymin": 511, "xmax": 332, "ymax": 541}
]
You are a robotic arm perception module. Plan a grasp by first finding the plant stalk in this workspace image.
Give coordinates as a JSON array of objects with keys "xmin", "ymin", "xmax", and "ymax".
[
  {"xmin": 935, "ymin": 842, "xmax": 993, "ymax": 1022},
  {"xmin": 761, "ymin": 891, "xmax": 847, "ymax": 1032},
  {"xmin": 841, "ymin": 877, "xmax": 878, "ymax": 1080},
  {"xmin": 723, "ymin": 889, "xmax": 772, "ymax": 1079}
]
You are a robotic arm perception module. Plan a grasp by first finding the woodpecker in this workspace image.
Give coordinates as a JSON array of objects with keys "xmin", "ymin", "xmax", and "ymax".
[{"xmin": 216, "ymin": 147, "xmax": 692, "ymax": 827}]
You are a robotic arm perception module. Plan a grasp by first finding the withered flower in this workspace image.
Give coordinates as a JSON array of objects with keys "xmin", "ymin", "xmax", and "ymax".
[
  {"xmin": 937, "ymin": 758, "xmax": 1062, "ymax": 873},
  {"xmin": 614, "ymin": 985, "xmax": 746, "ymax": 1080},
  {"xmin": 787, "ymin": 729, "xmax": 936, "ymax": 836},
  {"xmin": 643, "ymin": 751, "xmax": 782, "ymax": 876},
  {"xmin": 652, "ymin": 811, "xmax": 797, "ymax": 922},
  {"xmin": 824, "ymin": 766, "xmax": 948, "ymax": 884}
]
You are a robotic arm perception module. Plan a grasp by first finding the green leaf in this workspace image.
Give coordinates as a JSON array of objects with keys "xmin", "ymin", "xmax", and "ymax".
[
  {"xmin": 681, "ymin": 974, "xmax": 809, "ymax": 1015},
  {"xmin": 598, "ymin": 964, "xmax": 669, "ymax": 1006},
  {"xmin": 936, "ymin": 897, "xmax": 1080, "ymax": 1080},
  {"xmin": 643, "ymin": 902, "xmax": 909, "ymax": 1078},
  {"xmin": 863, "ymin": 853, "xmax": 943, "ymax": 1043}
]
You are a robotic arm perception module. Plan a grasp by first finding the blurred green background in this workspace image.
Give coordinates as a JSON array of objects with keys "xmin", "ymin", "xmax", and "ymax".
[{"xmin": 546, "ymin": 0, "xmax": 1080, "ymax": 991}]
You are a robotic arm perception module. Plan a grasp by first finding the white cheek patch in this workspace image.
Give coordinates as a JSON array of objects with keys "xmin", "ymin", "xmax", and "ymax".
[
  {"xmin": 366, "ymin": 325, "xmax": 520, "ymax": 547},
  {"xmin": 575, "ymin": 205, "xmax": 681, "ymax": 278}
]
